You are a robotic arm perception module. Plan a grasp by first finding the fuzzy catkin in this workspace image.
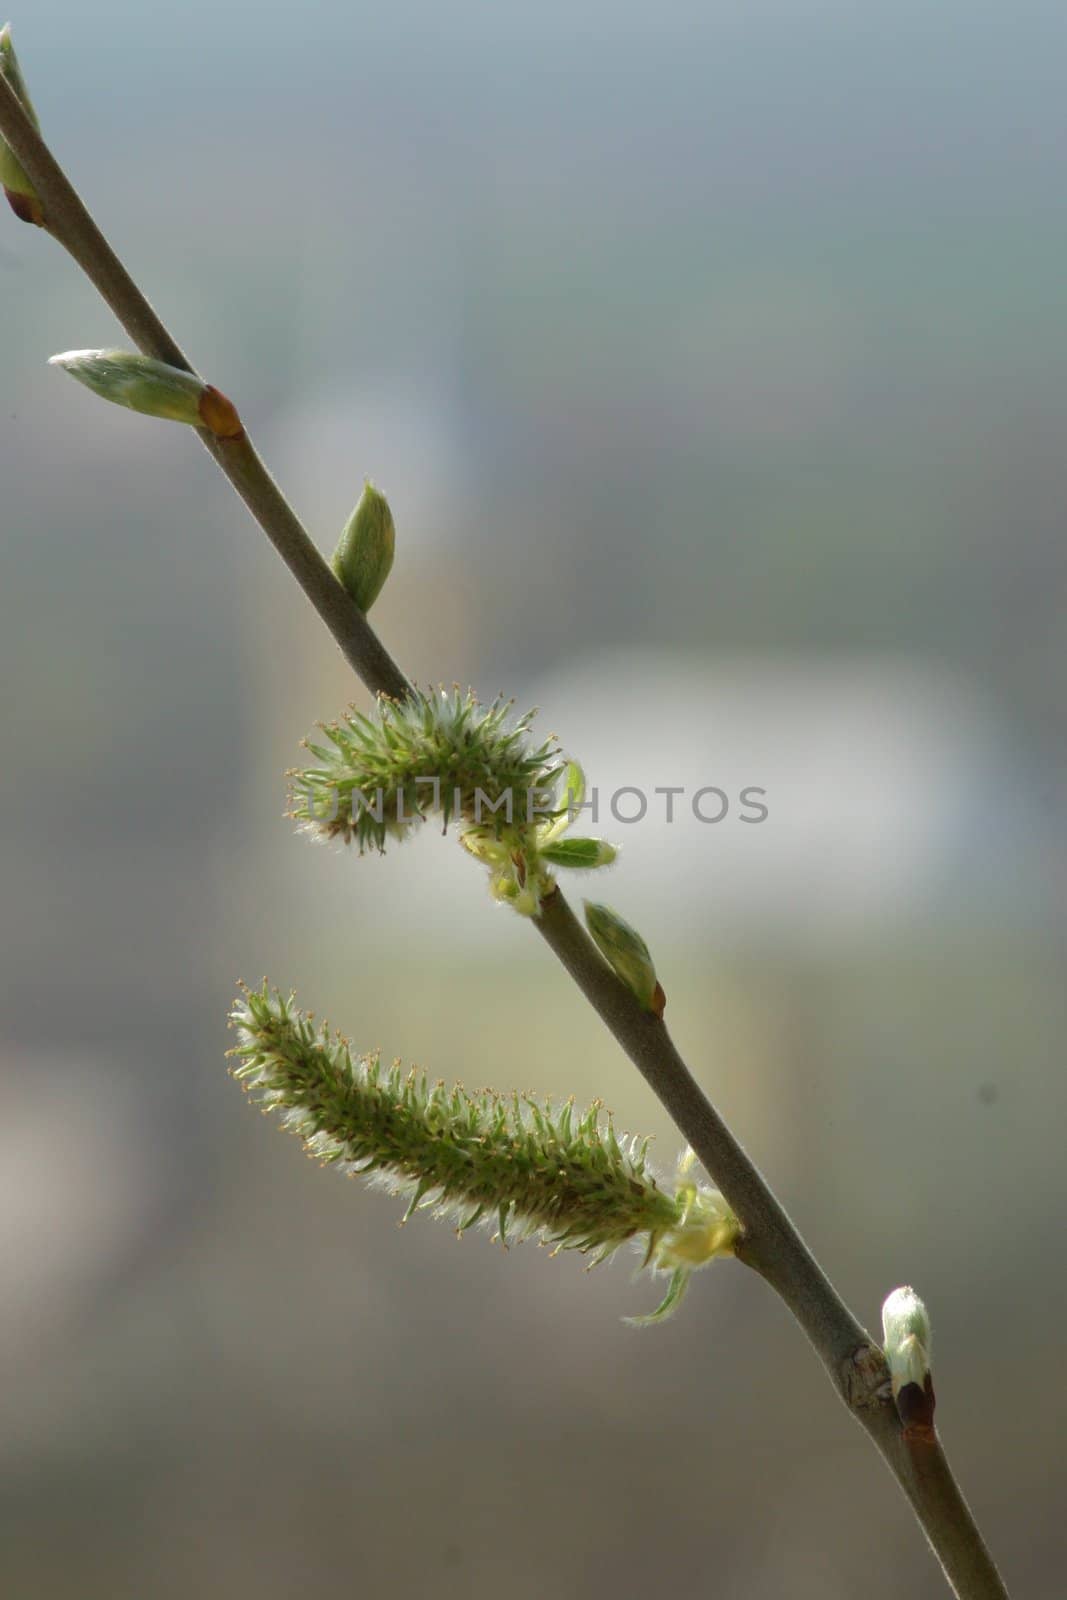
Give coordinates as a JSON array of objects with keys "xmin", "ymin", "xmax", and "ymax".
[
  {"xmin": 288, "ymin": 687, "xmax": 561, "ymax": 852},
  {"xmin": 230, "ymin": 986, "xmax": 738, "ymax": 1320},
  {"xmin": 231, "ymin": 983, "xmax": 679, "ymax": 1255}
]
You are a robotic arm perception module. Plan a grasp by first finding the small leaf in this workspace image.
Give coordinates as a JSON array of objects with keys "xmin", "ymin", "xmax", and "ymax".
[
  {"xmin": 539, "ymin": 837, "xmax": 617, "ymax": 870},
  {"xmin": 539, "ymin": 759, "xmax": 586, "ymax": 844},
  {"xmin": 624, "ymin": 1267, "xmax": 692, "ymax": 1327}
]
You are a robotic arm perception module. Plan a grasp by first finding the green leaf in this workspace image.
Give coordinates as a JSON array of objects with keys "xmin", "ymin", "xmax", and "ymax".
[
  {"xmin": 624, "ymin": 1267, "xmax": 692, "ymax": 1327},
  {"xmin": 539, "ymin": 837, "xmax": 617, "ymax": 870},
  {"xmin": 538, "ymin": 759, "xmax": 586, "ymax": 843}
]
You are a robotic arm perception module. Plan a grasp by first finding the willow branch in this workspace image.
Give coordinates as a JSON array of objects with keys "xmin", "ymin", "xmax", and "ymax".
[
  {"xmin": 0, "ymin": 74, "xmax": 408, "ymax": 701},
  {"xmin": 0, "ymin": 64, "xmax": 1009, "ymax": 1600}
]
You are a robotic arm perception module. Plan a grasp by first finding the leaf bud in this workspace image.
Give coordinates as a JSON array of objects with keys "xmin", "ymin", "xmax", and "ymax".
[
  {"xmin": 0, "ymin": 26, "xmax": 43, "ymax": 225},
  {"xmin": 331, "ymin": 478, "xmax": 396, "ymax": 613},
  {"xmin": 49, "ymin": 348, "xmax": 243, "ymax": 437},
  {"xmin": 882, "ymin": 1285, "xmax": 935, "ymax": 1440},
  {"xmin": 584, "ymin": 900, "xmax": 665, "ymax": 1017}
]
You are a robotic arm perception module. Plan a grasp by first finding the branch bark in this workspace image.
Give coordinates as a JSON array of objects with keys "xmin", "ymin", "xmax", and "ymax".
[{"xmin": 0, "ymin": 66, "xmax": 1010, "ymax": 1600}]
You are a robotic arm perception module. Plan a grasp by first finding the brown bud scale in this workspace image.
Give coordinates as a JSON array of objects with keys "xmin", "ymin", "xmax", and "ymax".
[
  {"xmin": 897, "ymin": 1375, "xmax": 937, "ymax": 1443},
  {"xmin": 199, "ymin": 384, "xmax": 244, "ymax": 439},
  {"xmin": 4, "ymin": 185, "xmax": 43, "ymax": 226}
]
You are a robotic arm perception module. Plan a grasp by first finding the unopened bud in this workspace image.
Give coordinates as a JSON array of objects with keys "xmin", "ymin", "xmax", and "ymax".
[
  {"xmin": 331, "ymin": 479, "xmax": 396, "ymax": 613},
  {"xmin": 48, "ymin": 349, "xmax": 243, "ymax": 437},
  {"xmin": 882, "ymin": 1285, "xmax": 935, "ymax": 1440},
  {"xmin": 584, "ymin": 900, "xmax": 665, "ymax": 1017},
  {"xmin": 0, "ymin": 26, "xmax": 43, "ymax": 225}
]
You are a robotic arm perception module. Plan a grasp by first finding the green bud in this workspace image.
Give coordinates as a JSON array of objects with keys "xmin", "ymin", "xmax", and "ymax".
[
  {"xmin": 49, "ymin": 349, "xmax": 243, "ymax": 437},
  {"xmin": 331, "ymin": 479, "xmax": 396, "ymax": 613},
  {"xmin": 0, "ymin": 25, "xmax": 43, "ymax": 225},
  {"xmin": 882, "ymin": 1285, "xmax": 935, "ymax": 1438},
  {"xmin": 584, "ymin": 900, "xmax": 665, "ymax": 1017},
  {"xmin": 539, "ymin": 837, "xmax": 617, "ymax": 870}
]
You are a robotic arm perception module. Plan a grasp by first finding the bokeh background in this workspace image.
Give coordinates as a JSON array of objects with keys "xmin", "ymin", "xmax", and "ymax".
[{"xmin": 2, "ymin": 4, "xmax": 1065, "ymax": 1595}]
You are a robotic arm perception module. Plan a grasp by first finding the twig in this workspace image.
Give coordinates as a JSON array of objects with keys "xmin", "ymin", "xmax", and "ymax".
[
  {"xmin": 0, "ymin": 73, "xmax": 408, "ymax": 701},
  {"xmin": 0, "ymin": 64, "xmax": 1010, "ymax": 1600}
]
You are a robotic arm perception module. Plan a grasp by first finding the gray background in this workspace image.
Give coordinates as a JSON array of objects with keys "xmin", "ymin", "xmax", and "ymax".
[{"xmin": 1, "ymin": 4, "xmax": 1064, "ymax": 1595}]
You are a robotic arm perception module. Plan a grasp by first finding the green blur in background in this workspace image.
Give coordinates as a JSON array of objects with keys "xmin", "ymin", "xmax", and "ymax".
[{"xmin": 1, "ymin": 3, "xmax": 1065, "ymax": 1595}]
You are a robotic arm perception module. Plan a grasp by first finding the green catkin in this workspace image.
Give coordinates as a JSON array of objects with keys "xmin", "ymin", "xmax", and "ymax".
[
  {"xmin": 289, "ymin": 689, "xmax": 617, "ymax": 916},
  {"xmin": 229, "ymin": 984, "xmax": 738, "ymax": 1321},
  {"xmin": 289, "ymin": 687, "xmax": 562, "ymax": 854}
]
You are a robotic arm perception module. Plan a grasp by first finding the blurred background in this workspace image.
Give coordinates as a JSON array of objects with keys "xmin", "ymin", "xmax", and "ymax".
[{"xmin": 2, "ymin": 3, "xmax": 1065, "ymax": 1595}]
